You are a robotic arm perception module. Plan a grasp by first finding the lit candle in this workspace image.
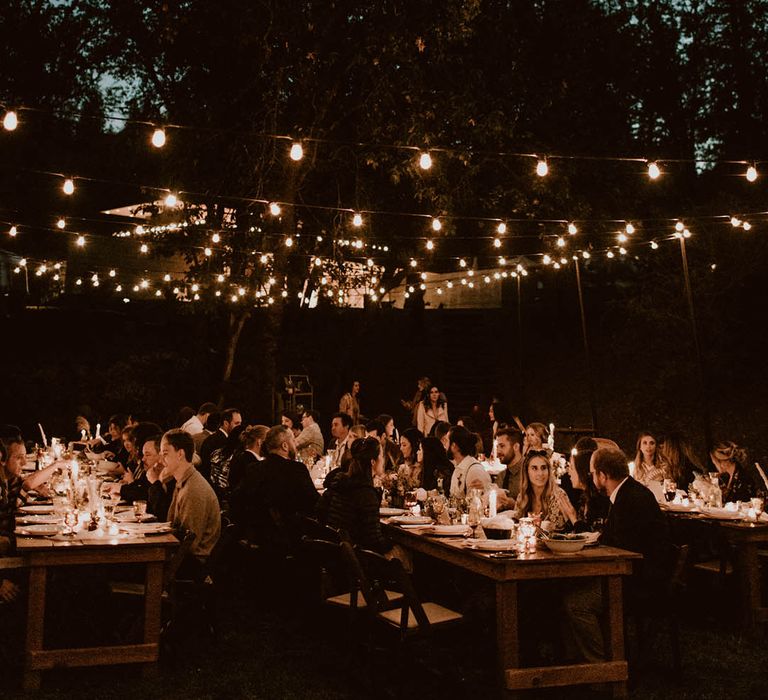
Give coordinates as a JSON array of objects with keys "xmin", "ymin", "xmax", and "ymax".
[
  {"xmin": 80, "ymin": 429, "xmax": 86, "ymax": 440},
  {"xmin": 489, "ymin": 489, "xmax": 497, "ymax": 518},
  {"xmin": 491, "ymin": 438, "xmax": 498, "ymax": 462},
  {"xmin": 548, "ymin": 423, "xmax": 555, "ymax": 450},
  {"xmin": 70, "ymin": 459, "xmax": 79, "ymax": 483},
  {"xmin": 628, "ymin": 461, "xmax": 635, "ymax": 478},
  {"xmin": 95, "ymin": 423, "xmax": 101, "ymax": 439}
]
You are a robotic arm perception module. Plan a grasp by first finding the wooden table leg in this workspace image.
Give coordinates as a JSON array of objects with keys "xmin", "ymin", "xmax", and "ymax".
[
  {"xmin": 496, "ymin": 580, "xmax": 519, "ymax": 689},
  {"xmin": 605, "ymin": 575, "xmax": 627, "ymax": 699},
  {"xmin": 141, "ymin": 560, "xmax": 164, "ymax": 677},
  {"xmin": 23, "ymin": 566, "xmax": 47, "ymax": 691},
  {"xmin": 735, "ymin": 541, "xmax": 761, "ymax": 637}
]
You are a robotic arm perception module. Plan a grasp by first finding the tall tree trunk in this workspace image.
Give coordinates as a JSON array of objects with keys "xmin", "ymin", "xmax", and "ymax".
[{"xmin": 218, "ymin": 308, "xmax": 250, "ymax": 405}]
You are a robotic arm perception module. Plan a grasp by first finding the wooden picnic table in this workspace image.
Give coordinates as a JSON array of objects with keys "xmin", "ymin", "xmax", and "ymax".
[{"xmin": 383, "ymin": 522, "xmax": 640, "ymax": 697}]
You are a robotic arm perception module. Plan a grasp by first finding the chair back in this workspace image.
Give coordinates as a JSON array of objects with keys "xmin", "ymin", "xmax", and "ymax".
[
  {"xmin": 301, "ymin": 536, "xmax": 359, "ymax": 604},
  {"xmin": 299, "ymin": 515, "xmax": 349, "ymax": 543},
  {"xmin": 163, "ymin": 530, "xmax": 197, "ymax": 588},
  {"xmin": 354, "ymin": 547, "xmax": 431, "ymax": 636}
]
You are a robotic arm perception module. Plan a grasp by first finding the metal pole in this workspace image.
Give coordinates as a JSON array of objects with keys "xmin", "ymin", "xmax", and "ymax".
[
  {"xmin": 574, "ymin": 258, "xmax": 598, "ymax": 433},
  {"xmin": 516, "ymin": 273, "xmax": 523, "ymax": 397},
  {"xmin": 678, "ymin": 236, "xmax": 711, "ymax": 447}
]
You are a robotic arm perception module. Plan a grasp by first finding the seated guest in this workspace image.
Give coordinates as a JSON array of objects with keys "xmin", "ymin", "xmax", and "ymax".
[
  {"xmin": 496, "ymin": 427, "xmax": 524, "ymax": 505},
  {"xmin": 194, "ymin": 411, "xmax": 221, "ymax": 454},
  {"xmin": 448, "ymin": 425, "xmax": 491, "ymax": 497},
  {"xmin": 457, "ymin": 416, "xmax": 485, "ymax": 457},
  {"xmin": 432, "ymin": 421, "xmax": 452, "ymax": 455},
  {"xmin": 296, "ymin": 410, "xmax": 324, "ymax": 464},
  {"xmin": 512, "ymin": 450, "xmax": 576, "ymax": 530},
  {"xmin": 199, "ymin": 407, "xmax": 242, "ymax": 482},
  {"xmin": 564, "ymin": 447, "xmax": 673, "ymax": 662},
  {"xmin": 365, "ymin": 419, "xmax": 385, "ymax": 439},
  {"xmin": 161, "ymin": 429, "xmax": 221, "ymax": 559},
  {"xmin": 227, "ymin": 425, "xmax": 269, "ymax": 493},
  {"xmin": 488, "ymin": 400, "xmax": 513, "ymax": 438},
  {"xmin": 281, "ymin": 411, "xmax": 302, "ymax": 439},
  {"xmin": 209, "ymin": 425, "xmax": 246, "ymax": 498},
  {"xmin": 89, "ymin": 413, "xmax": 129, "ymax": 459},
  {"xmin": 330, "ymin": 412, "xmax": 355, "ymax": 467},
  {"xmin": 375, "ymin": 413, "xmax": 398, "ymax": 444},
  {"xmin": 398, "ymin": 428, "xmax": 423, "ymax": 489},
  {"xmin": 230, "ymin": 425, "xmax": 319, "ymax": 545},
  {"xmin": 120, "ymin": 432, "xmax": 163, "ymax": 504},
  {"xmin": 564, "ymin": 437, "xmax": 610, "ymax": 531},
  {"xmin": 318, "ymin": 437, "xmax": 393, "ymax": 554},
  {"xmin": 633, "ymin": 431, "xmax": 667, "ymax": 487},
  {"xmin": 146, "ymin": 459, "xmax": 175, "ymax": 522},
  {"xmin": 181, "ymin": 402, "xmax": 218, "ymax": 436},
  {"xmin": 0, "ymin": 438, "xmax": 23, "ymax": 604},
  {"xmin": 524, "ymin": 422, "xmax": 549, "ymax": 454},
  {"xmin": 421, "ymin": 436, "xmax": 453, "ymax": 492},
  {"xmin": 659, "ymin": 431, "xmax": 704, "ymax": 490},
  {"xmin": 709, "ymin": 440, "xmax": 767, "ymax": 502},
  {"xmin": 350, "ymin": 424, "xmax": 367, "ymax": 440}
]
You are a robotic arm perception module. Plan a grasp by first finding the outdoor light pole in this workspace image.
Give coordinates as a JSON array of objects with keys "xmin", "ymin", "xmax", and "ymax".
[
  {"xmin": 678, "ymin": 236, "xmax": 712, "ymax": 447},
  {"xmin": 574, "ymin": 258, "xmax": 598, "ymax": 433}
]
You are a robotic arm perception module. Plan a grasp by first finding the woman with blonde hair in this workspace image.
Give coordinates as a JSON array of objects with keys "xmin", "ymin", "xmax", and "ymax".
[
  {"xmin": 634, "ymin": 431, "xmax": 667, "ymax": 487},
  {"xmin": 524, "ymin": 422, "xmax": 550, "ymax": 454},
  {"xmin": 659, "ymin": 431, "xmax": 703, "ymax": 489},
  {"xmin": 513, "ymin": 450, "xmax": 576, "ymax": 531}
]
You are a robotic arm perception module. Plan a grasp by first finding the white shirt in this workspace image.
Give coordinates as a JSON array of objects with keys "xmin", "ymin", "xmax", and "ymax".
[
  {"xmin": 609, "ymin": 477, "xmax": 630, "ymax": 504},
  {"xmin": 181, "ymin": 415, "xmax": 204, "ymax": 436},
  {"xmin": 450, "ymin": 455, "xmax": 491, "ymax": 497}
]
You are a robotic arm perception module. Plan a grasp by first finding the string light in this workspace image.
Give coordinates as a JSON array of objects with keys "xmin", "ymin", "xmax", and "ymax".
[
  {"xmin": 163, "ymin": 274, "xmax": 171, "ymax": 282},
  {"xmin": 140, "ymin": 243, "xmax": 149, "ymax": 253},
  {"xmin": 260, "ymin": 254, "xmax": 268, "ymax": 263},
  {"xmin": 135, "ymin": 225, "xmax": 145, "ymax": 235},
  {"xmin": 493, "ymin": 238, "xmax": 501, "ymax": 248},
  {"xmin": 625, "ymin": 223, "xmax": 635, "ymax": 234},
  {"xmin": 742, "ymin": 221, "xmax": 751, "ymax": 231},
  {"xmin": 285, "ymin": 237, "xmax": 293, "ymax": 248},
  {"xmin": 9, "ymin": 226, "xmax": 17, "ymax": 237},
  {"xmin": 582, "ymin": 251, "xmax": 590, "ymax": 259},
  {"xmin": 211, "ymin": 233, "xmax": 220, "ymax": 243},
  {"xmin": 164, "ymin": 193, "xmax": 178, "ymax": 207},
  {"xmin": 675, "ymin": 221, "xmax": 684, "ymax": 232},
  {"xmin": 289, "ymin": 142, "xmax": 304, "ymax": 161},
  {"xmin": 647, "ymin": 161, "xmax": 661, "ymax": 179},
  {"xmin": 536, "ymin": 159, "xmax": 549, "ymax": 177},
  {"xmin": 568, "ymin": 223, "xmax": 578, "ymax": 235},
  {"xmin": 459, "ymin": 258, "xmax": 467, "ymax": 268},
  {"xmin": 426, "ymin": 239, "xmax": 434, "ymax": 250},
  {"xmin": 109, "ymin": 269, "xmax": 116, "ymax": 277},
  {"xmin": 151, "ymin": 128, "xmax": 166, "ymax": 148},
  {"xmin": 606, "ymin": 251, "xmax": 615, "ymax": 258},
  {"xmin": 3, "ymin": 110, "xmax": 18, "ymax": 131},
  {"xmin": 746, "ymin": 165, "xmax": 758, "ymax": 182},
  {"xmin": 556, "ymin": 237, "xmax": 565, "ymax": 247},
  {"xmin": 62, "ymin": 178, "xmax": 75, "ymax": 195},
  {"xmin": 543, "ymin": 255, "xmax": 551, "ymax": 265},
  {"xmin": 204, "ymin": 247, "xmax": 212, "ymax": 256},
  {"xmin": 269, "ymin": 202, "xmax": 281, "ymax": 216},
  {"xmin": 497, "ymin": 222, "xmax": 507, "ymax": 234},
  {"xmin": 409, "ymin": 259, "xmax": 417, "ymax": 268},
  {"xmin": 431, "ymin": 217, "xmax": 442, "ymax": 232},
  {"xmin": 75, "ymin": 235, "xmax": 85, "ymax": 247},
  {"xmin": 651, "ymin": 241, "xmax": 659, "ymax": 249},
  {"xmin": 352, "ymin": 213, "xmax": 363, "ymax": 228},
  {"xmin": 730, "ymin": 217, "xmax": 741, "ymax": 227},
  {"xmin": 617, "ymin": 233, "xmax": 627, "ymax": 243},
  {"xmin": 418, "ymin": 152, "xmax": 432, "ymax": 170},
  {"xmin": 56, "ymin": 218, "xmax": 66, "ymax": 229}
]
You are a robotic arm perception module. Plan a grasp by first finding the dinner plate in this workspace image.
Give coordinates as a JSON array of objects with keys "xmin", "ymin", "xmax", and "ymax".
[
  {"xmin": 700, "ymin": 507, "xmax": 742, "ymax": 521},
  {"xmin": 663, "ymin": 503, "xmax": 697, "ymax": 513},
  {"xmin": 19, "ymin": 504, "xmax": 55, "ymax": 514},
  {"xmin": 16, "ymin": 514, "xmax": 63, "ymax": 525},
  {"xmin": 379, "ymin": 507, "xmax": 408, "ymax": 516},
  {"xmin": 113, "ymin": 511, "xmax": 156, "ymax": 523},
  {"xmin": 15, "ymin": 524, "xmax": 61, "ymax": 536},
  {"xmin": 466, "ymin": 539, "xmax": 518, "ymax": 551},
  {"xmin": 389, "ymin": 515, "xmax": 432, "ymax": 525},
  {"xmin": 118, "ymin": 522, "xmax": 172, "ymax": 534},
  {"xmin": 428, "ymin": 524, "xmax": 471, "ymax": 537}
]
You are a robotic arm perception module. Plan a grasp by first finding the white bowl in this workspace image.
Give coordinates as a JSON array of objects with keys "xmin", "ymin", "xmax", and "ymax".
[{"xmin": 543, "ymin": 535, "xmax": 588, "ymax": 554}]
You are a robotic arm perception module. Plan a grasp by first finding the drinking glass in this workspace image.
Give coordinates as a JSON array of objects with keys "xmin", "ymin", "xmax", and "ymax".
[
  {"xmin": 663, "ymin": 479, "xmax": 677, "ymax": 502},
  {"xmin": 63, "ymin": 509, "xmax": 78, "ymax": 535},
  {"xmin": 751, "ymin": 497, "xmax": 764, "ymax": 518},
  {"xmin": 133, "ymin": 500, "xmax": 148, "ymax": 521}
]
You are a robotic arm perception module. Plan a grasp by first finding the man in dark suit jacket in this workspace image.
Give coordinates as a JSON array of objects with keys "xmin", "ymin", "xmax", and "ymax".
[
  {"xmin": 563, "ymin": 447, "xmax": 673, "ymax": 662},
  {"xmin": 230, "ymin": 425, "xmax": 319, "ymax": 549},
  {"xmin": 198, "ymin": 408, "xmax": 241, "ymax": 482}
]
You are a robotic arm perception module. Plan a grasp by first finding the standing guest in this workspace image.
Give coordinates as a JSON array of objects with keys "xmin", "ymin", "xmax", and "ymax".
[
  {"xmin": 194, "ymin": 412, "xmax": 222, "ymax": 455},
  {"xmin": 421, "ymin": 437, "xmax": 454, "ymax": 492},
  {"xmin": 564, "ymin": 448, "xmax": 672, "ymax": 662},
  {"xmin": 564, "ymin": 437, "xmax": 610, "ymax": 531},
  {"xmin": 339, "ymin": 380, "xmax": 361, "ymax": 425},
  {"xmin": 659, "ymin": 431, "xmax": 703, "ymax": 490},
  {"xmin": 295, "ymin": 410, "xmax": 324, "ymax": 464},
  {"xmin": 401, "ymin": 376, "xmax": 430, "ymax": 426},
  {"xmin": 161, "ymin": 429, "xmax": 221, "ymax": 560},
  {"xmin": 227, "ymin": 425, "xmax": 269, "ymax": 493},
  {"xmin": 330, "ymin": 412, "xmax": 355, "ymax": 467},
  {"xmin": 230, "ymin": 425, "xmax": 319, "ymax": 545},
  {"xmin": 199, "ymin": 408, "xmax": 242, "ymax": 482},
  {"xmin": 448, "ymin": 425, "xmax": 491, "ymax": 498},
  {"xmin": 417, "ymin": 385, "xmax": 449, "ymax": 437},
  {"xmin": 524, "ymin": 422, "xmax": 549, "ymax": 454},
  {"xmin": 496, "ymin": 427, "xmax": 525, "ymax": 507},
  {"xmin": 709, "ymin": 440, "xmax": 767, "ymax": 502},
  {"xmin": 633, "ymin": 431, "xmax": 667, "ymax": 487},
  {"xmin": 398, "ymin": 428, "xmax": 423, "ymax": 489},
  {"xmin": 181, "ymin": 402, "xmax": 219, "ymax": 436},
  {"xmin": 318, "ymin": 437, "xmax": 393, "ymax": 554},
  {"xmin": 512, "ymin": 450, "xmax": 576, "ymax": 530}
]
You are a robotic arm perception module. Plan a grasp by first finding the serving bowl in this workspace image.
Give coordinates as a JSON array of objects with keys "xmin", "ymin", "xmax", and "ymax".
[{"xmin": 543, "ymin": 534, "xmax": 588, "ymax": 554}]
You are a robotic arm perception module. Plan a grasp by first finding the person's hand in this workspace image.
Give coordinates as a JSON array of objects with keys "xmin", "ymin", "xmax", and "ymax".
[
  {"xmin": 122, "ymin": 469, "xmax": 134, "ymax": 484},
  {"xmin": 0, "ymin": 578, "xmax": 19, "ymax": 603},
  {"xmin": 36, "ymin": 483, "xmax": 52, "ymax": 498},
  {"xmin": 555, "ymin": 489, "xmax": 578, "ymax": 524}
]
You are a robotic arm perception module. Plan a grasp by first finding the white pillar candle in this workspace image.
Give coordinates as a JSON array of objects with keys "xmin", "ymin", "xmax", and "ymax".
[
  {"xmin": 80, "ymin": 429, "xmax": 86, "ymax": 440},
  {"xmin": 95, "ymin": 423, "xmax": 101, "ymax": 439},
  {"xmin": 628, "ymin": 461, "xmax": 635, "ymax": 478},
  {"xmin": 489, "ymin": 489, "xmax": 497, "ymax": 518}
]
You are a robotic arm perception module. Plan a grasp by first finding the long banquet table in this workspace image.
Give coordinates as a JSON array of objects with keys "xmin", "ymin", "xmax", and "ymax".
[
  {"xmin": 384, "ymin": 523, "xmax": 640, "ymax": 697},
  {"xmin": 15, "ymin": 532, "xmax": 179, "ymax": 690}
]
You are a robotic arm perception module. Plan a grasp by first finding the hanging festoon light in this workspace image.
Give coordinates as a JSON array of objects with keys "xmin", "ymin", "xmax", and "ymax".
[
  {"xmin": 289, "ymin": 142, "xmax": 304, "ymax": 161},
  {"xmin": 352, "ymin": 212, "xmax": 363, "ymax": 228},
  {"xmin": 431, "ymin": 217, "xmax": 442, "ymax": 232},
  {"xmin": 493, "ymin": 237, "xmax": 501, "ymax": 248},
  {"xmin": 211, "ymin": 232, "xmax": 220, "ymax": 243},
  {"xmin": 651, "ymin": 241, "xmax": 659, "ymax": 250},
  {"xmin": 285, "ymin": 236, "xmax": 294, "ymax": 248},
  {"xmin": 269, "ymin": 202, "xmax": 281, "ymax": 216},
  {"xmin": 62, "ymin": 178, "xmax": 75, "ymax": 195},
  {"xmin": 556, "ymin": 236, "xmax": 566, "ymax": 248},
  {"xmin": 426, "ymin": 239, "xmax": 435, "ymax": 250},
  {"xmin": 3, "ymin": 110, "xmax": 18, "ymax": 131},
  {"xmin": 76, "ymin": 235, "xmax": 85, "ymax": 247},
  {"xmin": 742, "ymin": 221, "xmax": 752, "ymax": 231},
  {"xmin": 9, "ymin": 225, "xmax": 17, "ymax": 237},
  {"xmin": 497, "ymin": 222, "xmax": 507, "ymax": 235},
  {"xmin": 625, "ymin": 222, "xmax": 635, "ymax": 235},
  {"xmin": 151, "ymin": 127, "xmax": 166, "ymax": 148},
  {"xmin": 730, "ymin": 216, "xmax": 742, "ymax": 227},
  {"xmin": 647, "ymin": 161, "xmax": 661, "ymax": 179},
  {"xmin": 568, "ymin": 222, "xmax": 578, "ymax": 235},
  {"xmin": 164, "ymin": 192, "xmax": 178, "ymax": 207},
  {"xmin": 536, "ymin": 158, "xmax": 549, "ymax": 177},
  {"xmin": 140, "ymin": 243, "xmax": 149, "ymax": 254},
  {"xmin": 617, "ymin": 232, "xmax": 628, "ymax": 243},
  {"xmin": 746, "ymin": 165, "xmax": 758, "ymax": 182},
  {"xmin": 56, "ymin": 218, "xmax": 66, "ymax": 229},
  {"xmin": 418, "ymin": 151, "xmax": 433, "ymax": 170},
  {"xmin": 675, "ymin": 220, "xmax": 685, "ymax": 233}
]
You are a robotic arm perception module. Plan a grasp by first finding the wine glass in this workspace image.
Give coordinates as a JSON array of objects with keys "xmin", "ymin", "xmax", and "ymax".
[
  {"xmin": 751, "ymin": 497, "xmax": 764, "ymax": 518},
  {"xmin": 133, "ymin": 500, "xmax": 148, "ymax": 522},
  {"xmin": 63, "ymin": 509, "xmax": 78, "ymax": 536}
]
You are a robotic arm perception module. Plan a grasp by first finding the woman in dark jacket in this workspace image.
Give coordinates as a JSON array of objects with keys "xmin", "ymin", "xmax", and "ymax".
[
  {"xmin": 421, "ymin": 436, "xmax": 454, "ymax": 492},
  {"xmin": 317, "ymin": 437, "xmax": 392, "ymax": 554}
]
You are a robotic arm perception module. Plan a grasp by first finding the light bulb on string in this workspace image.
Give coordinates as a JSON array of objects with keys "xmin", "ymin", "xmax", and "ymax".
[
  {"xmin": 269, "ymin": 202, "xmax": 281, "ymax": 216},
  {"xmin": 289, "ymin": 142, "xmax": 304, "ymax": 161},
  {"xmin": 418, "ymin": 152, "xmax": 432, "ymax": 170},
  {"xmin": 163, "ymin": 274, "xmax": 171, "ymax": 282},
  {"xmin": 675, "ymin": 221, "xmax": 684, "ymax": 232},
  {"xmin": 625, "ymin": 223, "xmax": 635, "ymax": 235},
  {"xmin": 651, "ymin": 241, "xmax": 659, "ymax": 250},
  {"xmin": 647, "ymin": 161, "xmax": 661, "ymax": 179},
  {"xmin": 164, "ymin": 192, "xmax": 178, "ymax": 207},
  {"xmin": 3, "ymin": 110, "xmax": 18, "ymax": 130},
  {"xmin": 607, "ymin": 251, "xmax": 615, "ymax": 258},
  {"xmin": 140, "ymin": 243, "xmax": 149, "ymax": 254},
  {"xmin": 75, "ymin": 235, "xmax": 85, "ymax": 247},
  {"xmin": 62, "ymin": 178, "xmax": 75, "ymax": 195},
  {"xmin": 459, "ymin": 258, "xmax": 467, "ymax": 268},
  {"xmin": 742, "ymin": 221, "xmax": 752, "ymax": 231},
  {"xmin": 9, "ymin": 225, "xmax": 17, "ymax": 237},
  {"xmin": 151, "ymin": 128, "xmax": 166, "ymax": 148},
  {"xmin": 57, "ymin": 218, "xmax": 66, "ymax": 229},
  {"xmin": 426, "ymin": 239, "xmax": 434, "ymax": 251},
  {"xmin": 204, "ymin": 247, "xmax": 212, "ymax": 256},
  {"xmin": 135, "ymin": 225, "xmax": 145, "ymax": 235},
  {"xmin": 617, "ymin": 233, "xmax": 627, "ymax": 243},
  {"xmin": 582, "ymin": 251, "xmax": 590, "ymax": 259},
  {"xmin": 285, "ymin": 237, "xmax": 294, "ymax": 248},
  {"xmin": 211, "ymin": 233, "xmax": 220, "ymax": 243},
  {"xmin": 746, "ymin": 165, "xmax": 758, "ymax": 182},
  {"xmin": 493, "ymin": 238, "xmax": 501, "ymax": 248},
  {"xmin": 731, "ymin": 216, "xmax": 741, "ymax": 227},
  {"xmin": 352, "ymin": 213, "xmax": 363, "ymax": 228},
  {"xmin": 536, "ymin": 159, "xmax": 549, "ymax": 177},
  {"xmin": 543, "ymin": 255, "xmax": 551, "ymax": 265},
  {"xmin": 497, "ymin": 222, "xmax": 507, "ymax": 235},
  {"xmin": 109, "ymin": 269, "xmax": 116, "ymax": 277},
  {"xmin": 409, "ymin": 259, "xmax": 417, "ymax": 268},
  {"xmin": 568, "ymin": 223, "xmax": 578, "ymax": 235},
  {"xmin": 431, "ymin": 217, "xmax": 442, "ymax": 232}
]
